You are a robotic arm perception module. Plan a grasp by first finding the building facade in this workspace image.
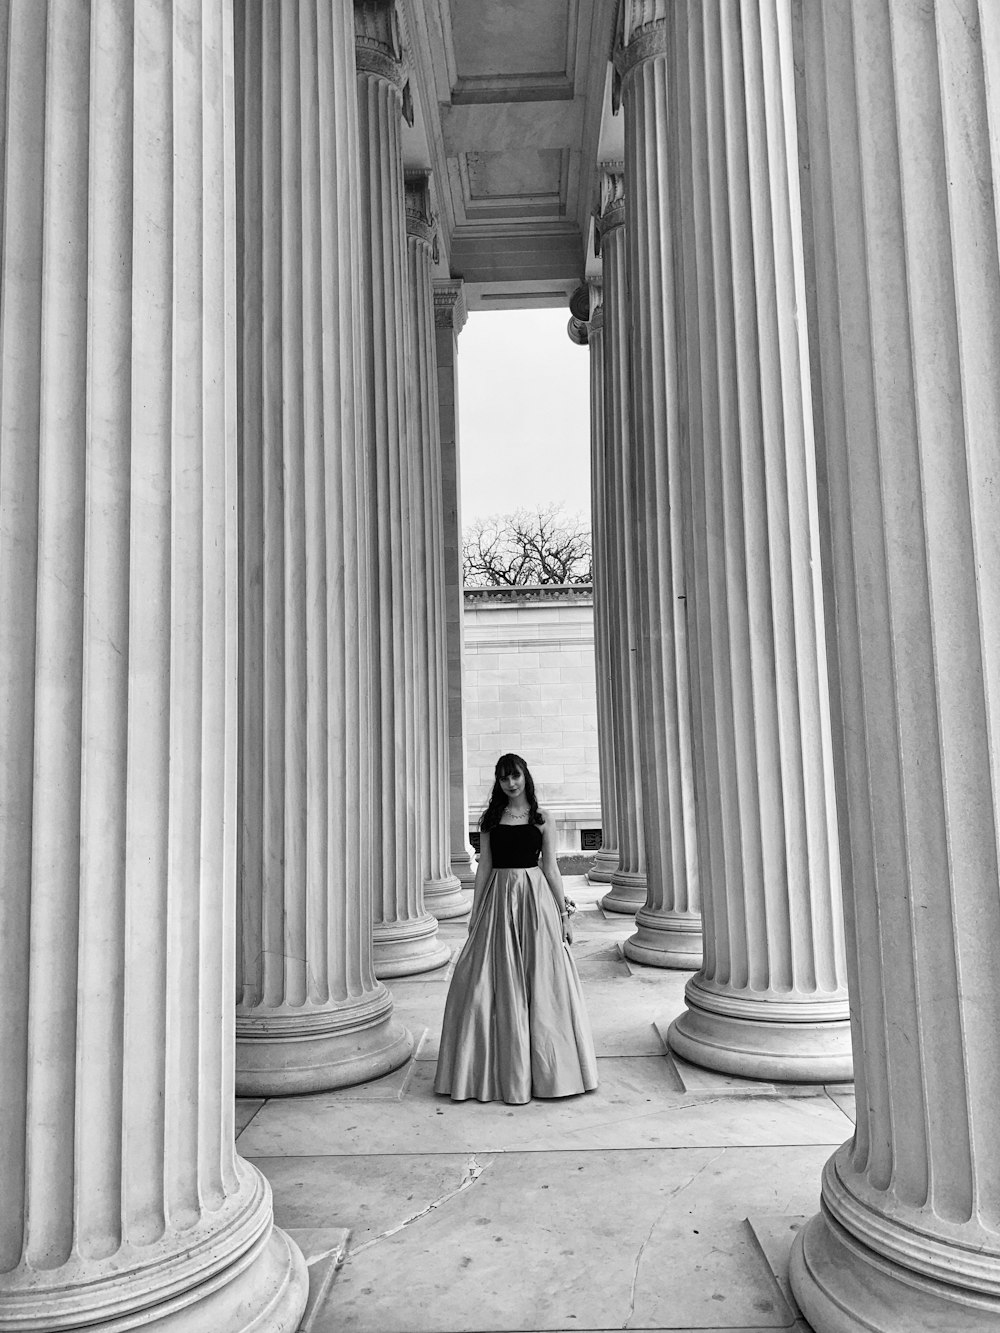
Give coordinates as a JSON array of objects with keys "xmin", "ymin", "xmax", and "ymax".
[
  {"xmin": 1, "ymin": 2, "xmax": 998, "ymax": 1331},
  {"xmin": 463, "ymin": 585, "xmax": 601, "ymax": 852}
]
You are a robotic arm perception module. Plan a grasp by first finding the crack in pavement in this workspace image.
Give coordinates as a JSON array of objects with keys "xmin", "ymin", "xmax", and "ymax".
[
  {"xmin": 346, "ymin": 1154, "xmax": 493, "ymax": 1259},
  {"xmin": 623, "ymin": 1147, "xmax": 728, "ymax": 1330},
  {"xmin": 305, "ymin": 1239, "xmax": 349, "ymax": 1268}
]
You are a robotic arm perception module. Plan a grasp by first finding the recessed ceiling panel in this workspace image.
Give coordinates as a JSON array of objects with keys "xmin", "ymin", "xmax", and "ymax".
[
  {"xmin": 465, "ymin": 150, "xmax": 563, "ymax": 202},
  {"xmin": 451, "ymin": 0, "xmax": 570, "ymax": 77}
]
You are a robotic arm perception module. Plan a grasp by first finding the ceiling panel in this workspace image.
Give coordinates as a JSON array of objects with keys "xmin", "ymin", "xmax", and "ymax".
[
  {"xmin": 402, "ymin": 0, "xmax": 618, "ymax": 304},
  {"xmin": 450, "ymin": 0, "xmax": 571, "ymax": 78},
  {"xmin": 466, "ymin": 150, "xmax": 563, "ymax": 202}
]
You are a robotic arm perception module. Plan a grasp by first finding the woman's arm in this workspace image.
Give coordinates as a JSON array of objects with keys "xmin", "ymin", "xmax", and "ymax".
[
  {"xmin": 539, "ymin": 815, "xmax": 573, "ymax": 942},
  {"xmin": 471, "ymin": 831, "xmax": 493, "ymax": 914}
]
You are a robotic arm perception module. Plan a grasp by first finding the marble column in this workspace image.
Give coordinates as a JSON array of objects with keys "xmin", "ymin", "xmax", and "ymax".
[
  {"xmin": 585, "ymin": 281, "xmax": 622, "ymax": 887},
  {"xmin": 789, "ymin": 0, "xmax": 1000, "ymax": 1326},
  {"xmin": 433, "ymin": 280, "xmax": 477, "ymax": 890},
  {"xmin": 0, "ymin": 4, "xmax": 306, "ymax": 1329},
  {"xmin": 235, "ymin": 0, "xmax": 413, "ymax": 1094},
  {"xmin": 597, "ymin": 167, "xmax": 648, "ymax": 916},
  {"xmin": 406, "ymin": 177, "xmax": 469, "ymax": 920},
  {"xmin": 618, "ymin": 7, "xmax": 703, "ymax": 968},
  {"xmin": 356, "ymin": 1, "xmax": 449, "ymax": 977},
  {"xmin": 665, "ymin": 0, "xmax": 851, "ymax": 1081}
]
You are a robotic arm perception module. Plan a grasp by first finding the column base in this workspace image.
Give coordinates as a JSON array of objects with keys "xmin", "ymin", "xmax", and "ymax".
[
  {"xmin": 622, "ymin": 907, "xmax": 702, "ymax": 969},
  {"xmin": 128, "ymin": 1224, "xmax": 308, "ymax": 1333},
  {"xmin": 236, "ymin": 987, "xmax": 413, "ymax": 1095},
  {"xmin": 423, "ymin": 873, "xmax": 471, "ymax": 919},
  {"xmin": 450, "ymin": 850, "xmax": 477, "ymax": 889},
  {"xmin": 373, "ymin": 912, "xmax": 451, "ymax": 977},
  {"xmin": 667, "ymin": 979, "xmax": 853, "ymax": 1082},
  {"xmin": 0, "ymin": 1175, "xmax": 307, "ymax": 1333},
  {"xmin": 587, "ymin": 847, "xmax": 619, "ymax": 884},
  {"xmin": 601, "ymin": 869, "xmax": 647, "ymax": 915},
  {"xmin": 790, "ymin": 1204, "xmax": 1000, "ymax": 1332}
]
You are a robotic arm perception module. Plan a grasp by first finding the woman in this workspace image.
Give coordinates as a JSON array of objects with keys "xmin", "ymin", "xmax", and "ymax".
[{"xmin": 434, "ymin": 753, "xmax": 598, "ymax": 1104}]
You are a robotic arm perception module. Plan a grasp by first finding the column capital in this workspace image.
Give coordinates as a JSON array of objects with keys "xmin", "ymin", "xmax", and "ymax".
[
  {"xmin": 588, "ymin": 278, "xmax": 604, "ymax": 333},
  {"xmin": 355, "ymin": 0, "xmax": 408, "ymax": 93},
  {"xmin": 614, "ymin": 0, "xmax": 668, "ymax": 92},
  {"xmin": 596, "ymin": 162, "xmax": 626, "ymax": 249},
  {"xmin": 567, "ymin": 283, "xmax": 591, "ymax": 346},
  {"xmin": 405, "ymin": 172, "xmax": 438, "ymax": 255},
  {"xmin": 433, "ymin": 279, "xmax": 468, "ymax": 334},
  {"xmin": 623, "ymin": 0, "xmax": 669, "ymax": 44}
]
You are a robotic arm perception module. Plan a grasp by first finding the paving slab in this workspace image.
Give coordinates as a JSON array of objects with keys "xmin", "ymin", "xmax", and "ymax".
[
  {"xmin": 825, "ymin": 1088, "xmax": 856, "ymax": 1122},
  {"xmin": 746, "ymin": 1215, "xmax": 809, "ymax": 1322},
  {"xmin": 237, "ymin": 1056, "xmax": 853, "ymax": 1158},
  {"xmin": 297, "ymin": 1146, "xmax": 829, "ymax": 1332},
  {"xmin": 236, "ymin": 1098, "xmax": 265, "ymax": 1137},
  {"xmin": 286, "ymin": 1226, "xmax": 351, "ymax": 1333},
  {"xmin": 663, "ymin": 1052, "xmax": 838, "ymax": 1101}
]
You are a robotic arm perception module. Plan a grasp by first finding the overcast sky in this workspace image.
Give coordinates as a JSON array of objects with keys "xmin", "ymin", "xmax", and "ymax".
[{"xmin": 457, "ymin": 308, "xmax": 591, "ymax": 528}]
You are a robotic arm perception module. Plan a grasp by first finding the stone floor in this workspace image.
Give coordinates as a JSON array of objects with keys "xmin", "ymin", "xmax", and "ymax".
[{"xmin": 237, "ymin": 878, "xmax": 855, "ymax": 1332}]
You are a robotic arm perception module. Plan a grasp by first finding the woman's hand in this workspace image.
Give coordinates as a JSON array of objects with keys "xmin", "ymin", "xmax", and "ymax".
[{"xmin": 561, "ymin": 912, "xmax": 575, "ymax": 945}]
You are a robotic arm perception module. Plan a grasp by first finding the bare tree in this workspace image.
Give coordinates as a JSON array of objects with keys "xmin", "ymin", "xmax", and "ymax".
[{"xmin": 463, "ymin": 504, "xmax": 592, "ymax": 587}]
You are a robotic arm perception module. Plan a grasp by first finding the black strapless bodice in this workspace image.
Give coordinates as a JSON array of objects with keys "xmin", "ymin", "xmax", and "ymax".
[{"xmin": 489, "ymin": 822, "xmax": 543, "ymax": 868}]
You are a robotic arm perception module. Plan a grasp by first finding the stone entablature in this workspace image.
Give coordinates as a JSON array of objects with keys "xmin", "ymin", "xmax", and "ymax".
[{"xmin": 463, "ymin": 587, "xmax": 600, "ymax": 853}]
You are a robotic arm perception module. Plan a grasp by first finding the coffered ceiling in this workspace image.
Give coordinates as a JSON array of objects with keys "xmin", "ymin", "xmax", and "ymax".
[{"xmin": 400, "ymin": 0, "xmax": 622, "ymax": 309}]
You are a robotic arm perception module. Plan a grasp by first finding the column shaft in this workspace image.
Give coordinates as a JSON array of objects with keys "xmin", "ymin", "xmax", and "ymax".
[
  {"xmin": 619, "ymin": 12, "xmax": 703, "ymax": 968},
  {"xmin": 0, "ymin": 3, "xmax": 305, "ymax": 1328},
  {"xmin": 433, "ymin": 281, "xmax": 477, "ymax": 890},
  {"xmin": 598, "ymin": 171, "xmax": 648, "ymax": 915},
  {"xmin": 235, "ymin": 0, "xmax": 412, "ymax": 1094},
  {"xmin": 665, "ymin": 0, "xmax": 851, "ymax": 1081},
  {"xmin": 355, "ymin": 3, "xmax": 449, "ymax": 977},
  {"xmin": 406, "ymin": 180, "xmax": 469, "ymax": 920},
  {"xmin": 586, "ymin": 284, "xmax": 621, "ymax": 886},
  {"xmin": 790, "ymin": 0, "xmax": 1000, "ymax": 1326}
]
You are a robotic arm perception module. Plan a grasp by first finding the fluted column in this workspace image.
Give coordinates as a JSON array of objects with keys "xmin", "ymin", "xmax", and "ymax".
[
  {"xmin": 235, "ymin": 0, "xmax": 413, "ymax": 1095},
  {"xmin": 619, "ymin": 8, "xmax": 702, "ymax": 968},
  {"xmin": 788, "ymin": 1, "xmax": 1000, "ymax": 1326},
  {"xmin": 664, "ymin": 0, "xmax": 851, "ymax": 1081},
  {"xmin": 406, "ymin": 177, "xmax": 468, "ymax": 920},
  {"xmin": 356, "ymin": 1, "xmax": 449, "ymax": 977},
  {"xmin": 433, "ymin": 280, "xmax": 477, "ymax": 890},
  {"xmin": 585, "ymin": 281, "xmax": 621, "ymax": 886},
  {"xmin": 597, "ymin": 167, "xmax": 648, "ymax": 916},
  {"xmin": 0, "ymin": 4, "xmax": 306, "ymax": 1329}
]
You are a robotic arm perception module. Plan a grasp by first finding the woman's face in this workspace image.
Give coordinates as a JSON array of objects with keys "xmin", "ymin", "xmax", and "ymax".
[{"xmin": 499, "ymin": 767, "xmax": 525, "ymax": 801}]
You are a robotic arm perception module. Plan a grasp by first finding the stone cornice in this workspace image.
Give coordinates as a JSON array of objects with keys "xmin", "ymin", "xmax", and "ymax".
[
  {"xmin": 465, "ymin": 583, "xmax": 594, "ymax": 605},
  {"xmin": 433, "ymin": 280, "xmax": 468, "ymax": 334},
  {"xmin": 355, "ymin": 0, "xmax": 407, "ymax": 91}
]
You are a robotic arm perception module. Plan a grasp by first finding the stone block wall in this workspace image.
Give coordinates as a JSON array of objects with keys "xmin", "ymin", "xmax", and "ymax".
[{"xmin": 463, "ymin": 586, "xmax": 601, "ymax": 852}]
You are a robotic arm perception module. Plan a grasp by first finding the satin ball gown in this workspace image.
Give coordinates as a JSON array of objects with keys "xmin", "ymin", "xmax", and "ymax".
[{"xmin": 434, "ymin": 821, "xmax": 598, "ymax": 1104}]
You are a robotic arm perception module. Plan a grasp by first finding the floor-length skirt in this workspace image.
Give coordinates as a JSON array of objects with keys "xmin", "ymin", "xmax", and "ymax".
[{"xmin": 434, "ymin": 866, "xmax": 598, "ymax": 1104}]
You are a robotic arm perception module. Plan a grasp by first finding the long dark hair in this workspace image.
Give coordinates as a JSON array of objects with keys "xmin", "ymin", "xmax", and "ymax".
[{"xmin": 479, "ymin": 753, "xmax": 545, "ymax": 832}]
